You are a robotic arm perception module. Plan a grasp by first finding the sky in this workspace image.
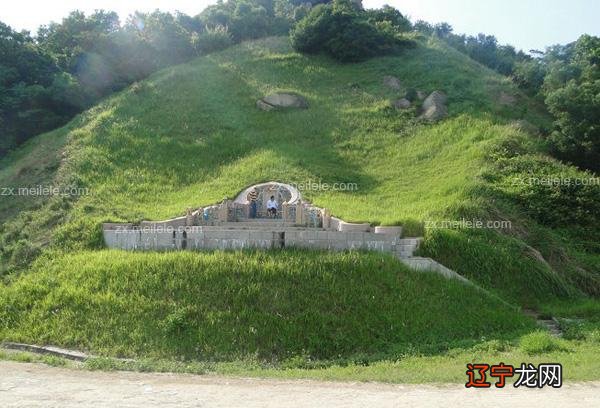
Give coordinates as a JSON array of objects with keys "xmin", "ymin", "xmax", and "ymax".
[{"xmin": 2, "ymin": 0, "xmax": 599, "ymax": 52}]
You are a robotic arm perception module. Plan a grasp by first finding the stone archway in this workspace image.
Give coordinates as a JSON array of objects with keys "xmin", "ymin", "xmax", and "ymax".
[{"xmin": 234, "ymin": 182, "xmax": 301, "ymax": 219}]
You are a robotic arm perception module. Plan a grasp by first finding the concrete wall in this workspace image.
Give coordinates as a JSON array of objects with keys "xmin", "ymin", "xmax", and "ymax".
[
  {"xmin": 399, "ymin": 257, "xmax": 470, "ymax": 283},
  {"xmin": 102, "ymin": 228, "xmax": 410, "ymax": 254}
]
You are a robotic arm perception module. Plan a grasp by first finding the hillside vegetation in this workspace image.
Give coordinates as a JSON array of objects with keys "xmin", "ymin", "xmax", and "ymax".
[
  {"xmin": 0, "ymin": 36, "xmax": 598, "ymax": 364},
  {"xmin": 0, "ymin": 250, "xmax": 531, "ymax": 360}
]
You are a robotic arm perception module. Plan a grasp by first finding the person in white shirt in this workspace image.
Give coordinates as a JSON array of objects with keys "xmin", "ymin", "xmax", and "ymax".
[{"xmin": 266, "ymin": 195, "xmax": 278, "ymax": 217}]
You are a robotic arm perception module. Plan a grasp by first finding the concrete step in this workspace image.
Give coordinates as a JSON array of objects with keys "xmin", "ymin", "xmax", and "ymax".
[
  {"xmin": 397, "ymin": 238, "xmax": 422, "ymax": 245},
  {"xmin": 219, "ymin": 221, "xmax": 298, "ymax": 228},
  {"xmin": 200, "ymin": 225, "xmax": 324, "ymax": 232},
  {"xmin": 222, "ymin": 219, "xmax": 296, "ymax": 223},
  {"xmin": 396, "ymin": 242, "xmax": 418, "ymax": 249},
  {"xmin": 230, "ymin": 218, "xmax": 299, "ymax": 224}
]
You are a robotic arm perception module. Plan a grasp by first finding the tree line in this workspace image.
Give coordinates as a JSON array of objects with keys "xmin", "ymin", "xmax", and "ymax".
[
  {"xmin": 1, "ymin": 0, "xmax": 598, "ymax": 173},
  {"xmin": 0, "ymin": 1, "xmax": 298, "ymax": 156}
]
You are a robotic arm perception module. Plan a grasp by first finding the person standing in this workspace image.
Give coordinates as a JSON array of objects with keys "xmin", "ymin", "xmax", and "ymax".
[{"xmin": 247, "ymin": 188, "xmax": 258, "ymax": 218}]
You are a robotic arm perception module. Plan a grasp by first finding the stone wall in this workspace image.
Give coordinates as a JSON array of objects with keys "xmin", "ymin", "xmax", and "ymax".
[
  {"xmin": 102, "ymin": 227, "xmax": 410, "ymax": 254},
  {"xmin": 102, "ymin": 182, "xmax": 418, "ymax": 256}
]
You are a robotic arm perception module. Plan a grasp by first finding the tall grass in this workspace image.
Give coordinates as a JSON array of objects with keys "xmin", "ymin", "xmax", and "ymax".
[{"xmin": 0, "ymin": 249, "xmax": 532, "ymax": 360}]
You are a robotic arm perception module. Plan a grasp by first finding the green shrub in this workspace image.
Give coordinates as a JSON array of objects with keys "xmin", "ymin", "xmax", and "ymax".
[
  {"xmin": 41, "ymin": 355, "xmax": 67, "ymax": 367},
  {"xmin": 290, "ymin": 0, "xmax": 410, "ymax": 62},
  {"xmin": 587, "ymin": 329, "xmax": 600, "ymax": 343},
  {"xmin": 471, "ymin": 339, "xmax": 511, "ymax": 353},
  {"xmin": 194, "ymin": 26, "xmax": 233, "ymax": 54},
  {"xmin": 519, "ymin": 331, "xmax": 567, "ymax": 354},
  {"xmin": 483, "ymin": 133, "xmax": 600, "ymax": 230},
  {"xmin": 8, "ymin": 239, "xmax": 42, "ymax": 269},
  {"xmin": 85, "ymin": 357, "xmax": 119, "ymax": 371}
]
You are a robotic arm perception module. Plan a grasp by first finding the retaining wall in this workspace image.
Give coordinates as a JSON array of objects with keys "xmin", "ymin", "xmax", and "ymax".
[{"xmin": 102, "ymin": 228, "xmax": 406, "ymax": 253}]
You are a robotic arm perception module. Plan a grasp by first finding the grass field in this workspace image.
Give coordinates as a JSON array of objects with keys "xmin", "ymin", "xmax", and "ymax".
[
  {"xmin": 0, "ymin": 36, "xmax": 598, "ymax": 378},
  {"xmin": 0, "ymin": 250, "xmax": 533, "ymax": 360}
]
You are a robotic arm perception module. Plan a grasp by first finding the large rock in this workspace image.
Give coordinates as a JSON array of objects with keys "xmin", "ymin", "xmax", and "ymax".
[
  {"xmin": 392, "ymin": 98, "xmax": 411, "ymax": 110},
  {"xmin": 383, "ymin": 75, "xmax": 402, "ymax": 91},
  {"xmin": 256, "ymin": 99, "xmax": 275, "ymax": 111},
  {"xmin": 420, "ymin": 91, "xmax": 448, "ymax": 122},
  {"xmin": 258, "ymin": 92, "xmax": 308, "ymax": 110}
]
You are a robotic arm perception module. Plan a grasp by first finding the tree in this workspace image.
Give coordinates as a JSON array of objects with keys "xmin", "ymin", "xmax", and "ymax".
[
  {"xmin": 199, "ymin": 0, "xmax": 291, "ymax": 43},
  {"xmin": 291, "ymin": 0, "xmax": 410, "ymax": 62},
  {"xmin": 513, "ymin": 59, "xmax": 546, "ymax": 93},
  {"xmin": 543, "ymin": 35, "xmax": 600, "ymax": 172},
  {"xmin": 365, "ymin": 5, "xmax": 411, "ymax": 32},
  {"xmin": 0, "ymin": 22, "xmax": 74, "ymax": 155},
  {"xmin": 433, "ymin": 22, "xmax": 453, "ymax": 38}
]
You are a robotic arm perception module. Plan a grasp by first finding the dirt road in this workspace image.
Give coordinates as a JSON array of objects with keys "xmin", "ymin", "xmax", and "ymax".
[{"xmin": 1, "ymin": 361, "xmax": 599, "ymax": 407}]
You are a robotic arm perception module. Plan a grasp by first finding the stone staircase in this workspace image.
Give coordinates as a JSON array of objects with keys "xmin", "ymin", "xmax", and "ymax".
[
  {"xmin": 394, "ymin": 237, "xmax": 422, "ymax": 259},
  {"xmin": 216, "ymin": 219, "xmax": 309, "ymax": 230},
  {"xmin": 211, "ymin": 218, "xmax": 422, "ymax": 259}
]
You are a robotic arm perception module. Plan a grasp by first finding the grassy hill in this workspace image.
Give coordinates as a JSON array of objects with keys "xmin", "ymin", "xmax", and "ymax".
[
  {"xmin": 0, "ymin": 250, "xmax": 531, "ymax": 360},
  {"xmin": 0, "ymin": 36, "xmax": 598, "ymax": 367}
]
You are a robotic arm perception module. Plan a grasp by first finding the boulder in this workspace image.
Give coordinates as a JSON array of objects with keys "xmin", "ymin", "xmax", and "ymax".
[
  {"xmin": 383, "ymin": 75, "xmax": 402, "ymax": 91},
  {"xmin": 392, "ymin": 98, "xmax": 411, "ymax": 110},
  {"xmin": 256, "ymin": 99, "xmax": 275, "ymax": 111},
  {"xmin": 420, "ymin": 91, "xmax": 448, "ymax": 122},
  {"xmin": 416, "ymin": 90, "xmax": 426, "ymax": 99},
  {"xmin": 258, "ymin": 92, "xmax": 308, "ymax": 110}
]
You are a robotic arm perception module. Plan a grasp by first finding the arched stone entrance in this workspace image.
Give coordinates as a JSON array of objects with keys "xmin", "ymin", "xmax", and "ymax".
[{"xmin": 234, "ymin": 181, "xmax": 301, "ymax": 219}]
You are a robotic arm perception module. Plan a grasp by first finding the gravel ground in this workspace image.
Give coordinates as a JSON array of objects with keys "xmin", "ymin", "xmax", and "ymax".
[{"xmin": 1, "ymin": 361, "xmax": 599, "ymax": 407}]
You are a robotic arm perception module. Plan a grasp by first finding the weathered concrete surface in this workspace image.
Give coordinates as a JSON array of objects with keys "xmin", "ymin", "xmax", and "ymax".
[
  {"xmin": 102, "ymin": 228, "xmax": 417, "ymax": 257},
  {"xmin": 0, "ymin": 361, "xmax": 597, "ymax": 408},
  {"xmin": 399, "ymin": 257, "xmax": 471, "ymax": 283},
  {"xmin": 1, "ymin": 342, "xmax": 90, "ymax": 362},
  {"xmin": 374, "ymin": 226, "xmax": 403, "ymax": 236}
]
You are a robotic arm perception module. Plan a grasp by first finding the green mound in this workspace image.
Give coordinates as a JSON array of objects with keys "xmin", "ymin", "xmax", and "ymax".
[
  {"xmin": 0, "ymin": 250, "xmax": 531, "ymax": 360},
  {"xmin": 0, "ymin": 36, "xmax": 598, "ymax": 362}
]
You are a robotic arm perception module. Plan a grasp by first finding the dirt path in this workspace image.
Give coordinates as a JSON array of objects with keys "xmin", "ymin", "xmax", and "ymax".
[{"xmin": 1, "ymin": 361, "xmax": 599, "ymax": 407}]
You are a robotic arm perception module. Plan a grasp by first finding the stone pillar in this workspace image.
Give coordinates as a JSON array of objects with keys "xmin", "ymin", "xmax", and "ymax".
[
  {"xmin": 185, "ymin": 207, "xmax": 194, "ymax": 226},
  {"xmin": 322, "ymin": 208, "xmax": 331, "ymax": 230},
  {"xmin": 218, "ymin": 200, "xmax": 230, "ymax": 222},
  {"xmin": 295, "ymin": 201, "xmax": 304, "ymax": 226},
  {"xmin": 197, "ymin": 207, "xmax": 204, "ymax": 225},
  {"xmin": 282, "ymin": 201, "xmax": 289, "ymax": 221}
]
